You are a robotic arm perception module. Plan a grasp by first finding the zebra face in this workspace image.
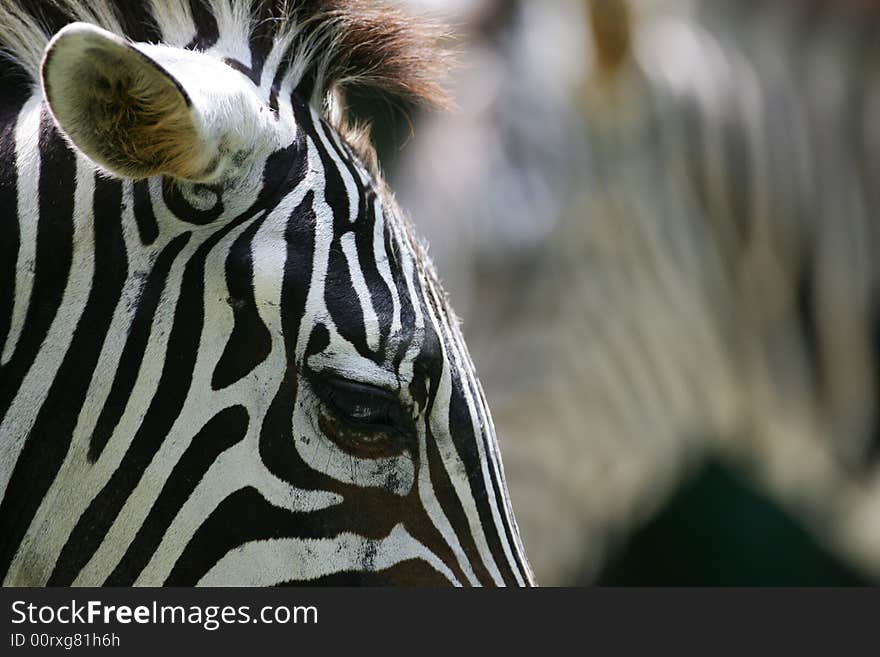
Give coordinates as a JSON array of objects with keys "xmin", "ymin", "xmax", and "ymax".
[{"xmin": 0, "ymin": 21, "xmax": 533, "ymax": 586}]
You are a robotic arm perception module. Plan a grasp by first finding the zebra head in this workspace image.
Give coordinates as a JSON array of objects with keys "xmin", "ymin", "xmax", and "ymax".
[{"xmin": 0, "ymin": 1, "xmax": 533, "ymax": 586}]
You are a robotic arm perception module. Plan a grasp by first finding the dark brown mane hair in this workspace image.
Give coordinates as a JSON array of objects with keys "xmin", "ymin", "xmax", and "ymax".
[
  {"xmin": 294, "ymin": 0, "xmax": 452, "ymax": 107},
  {"xmin": 0, "ymin": 0, "xmax": 452, "ymax": 110}
]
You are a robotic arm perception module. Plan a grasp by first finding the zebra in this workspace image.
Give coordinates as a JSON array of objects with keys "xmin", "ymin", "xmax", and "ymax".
[
  {"xmin": 0, "ymin": 0, "xmax": 534, "ymax": 587},
  {"xmin": 395, "ymin": 0, "xmax": 880, "ymax": 583}
]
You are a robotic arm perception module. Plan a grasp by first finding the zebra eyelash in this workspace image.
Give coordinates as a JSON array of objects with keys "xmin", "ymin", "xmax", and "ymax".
[{"xmin": 306, "ymin": 371, "xmax": 416, "ymax": 439}]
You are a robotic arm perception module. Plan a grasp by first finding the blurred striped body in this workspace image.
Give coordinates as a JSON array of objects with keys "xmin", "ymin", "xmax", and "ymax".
[{"xmin": 397, "ymin": 0, "xmax": 880, "ymax": 582}]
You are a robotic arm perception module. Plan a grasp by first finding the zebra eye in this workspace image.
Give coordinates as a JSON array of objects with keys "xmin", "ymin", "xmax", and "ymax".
[{"xmin": 307, "ymin": 373, "xmax": 415, "ymax": 456}]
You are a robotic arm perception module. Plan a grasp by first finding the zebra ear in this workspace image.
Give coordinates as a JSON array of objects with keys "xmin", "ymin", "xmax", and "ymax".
[{"xmin": 40, "ymin": 23, "xmax": 219, "ymax": 181}]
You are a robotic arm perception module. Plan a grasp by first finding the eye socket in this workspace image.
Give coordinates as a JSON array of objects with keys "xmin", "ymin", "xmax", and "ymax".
[{"xmin": 306, "ymin": 372, "xmax": 415, "ymax": 457}]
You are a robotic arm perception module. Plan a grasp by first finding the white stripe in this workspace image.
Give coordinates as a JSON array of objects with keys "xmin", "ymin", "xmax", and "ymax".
[
  {"xmin": 313, "ymin": 112, "xmax": 358, "ymax": 224},
  {"xmin": 340, "ymin": 232, "xmax": 380, "ymax": 352},
  {"xmin": 4, "ymin": 180, "xmax": 161, "ymax": 586},
  {"xmin": 72, "ymin": 213, "xmax": 261, "ymax": 584},
  {"xmin": 134, "ymin": 443, "xmax": 342, "ymax": 586},
  {"xmin": 205, "ymin": 0, "xmax": 252, "ymax": 66},
  {"xmin": 419, "ymin": 296, "xmax": 507, "ymax": 586},
  {"xmin": 197, "ymin": 524, "xmax": 461, "ymax": 586},
  {"xmin": 1, "ymin": 94, "xmax": 42, "ymax": 364},
  {"xmin": 0, "ymin": 155, "xmax": 94, "ymax": 511},
  {"xmin": 396, "ymin": 237, "xmax": 506, "ymax": 585},
  {"xmin": 149, "ymin": 0, "xmax": 197, "ymax": 48},
  {"xmin": 372, "ymin": 200, "xmax": 402, "ymax": 338},
  {"xmin": 439, "ymin": 307, "xmax": 528, "ymax": 585},
  {"xmin": 10, "ymin": 182, "xmax": 204, "ymax": 583},
  {"xmin": 416, "ymin": 422, "xmax": 480, "ymax": 586}
]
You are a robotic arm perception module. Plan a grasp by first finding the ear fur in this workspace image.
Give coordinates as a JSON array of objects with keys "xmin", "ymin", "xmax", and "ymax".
[{"xmin": 40, "ymin": 23, "xmax": 217, "ymax": 180}]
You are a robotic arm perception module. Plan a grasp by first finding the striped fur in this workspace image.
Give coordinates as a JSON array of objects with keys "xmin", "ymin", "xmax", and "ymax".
[{"xmin": 0, "ymin": 0, "xmax": 533, "ymax": 586}]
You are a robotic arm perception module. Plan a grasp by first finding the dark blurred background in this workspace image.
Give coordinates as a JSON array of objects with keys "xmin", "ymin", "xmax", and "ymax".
[{"xmin": 363, "ymin": 0, "xmax": 880, "ymax": 586}]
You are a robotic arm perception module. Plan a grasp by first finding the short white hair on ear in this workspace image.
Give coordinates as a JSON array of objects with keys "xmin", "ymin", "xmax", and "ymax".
[{"xmin": 40, "ymin": 22, "xmax": 273, "ymax": 182}]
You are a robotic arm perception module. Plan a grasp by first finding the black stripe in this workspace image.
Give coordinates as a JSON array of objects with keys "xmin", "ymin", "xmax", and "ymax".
[
  {"xmin": 324, "ymin": 233, "xmax": 371, "ymax": 357},
  {"xmin": 0, "ymin": 111, "xmax": 76, "ymax": 581},
  {"xmin": 163, "ymin": 487, "xmax": 316, "ymax": 586},
  {"xmin": 104, "ymin": 405, "xmax": 249, "ymax": 585},
  {"xmin": 458, "ymin": 344, "xmax": 530, "ymax": 585},
  {"xmin": 257, "ymin": 192, "xmax": 315, "ymax": 489},
  {"xmin": 357, "ymin": 193, "xmax": 395, "ymax": 350},
  {"xmin": 304, "ymin": 323, "xmax": 331, "ymax": 358},
  {"xmin": 211, "ymin": 213, "xmax": 272, "ymax": 390},
  {"xmin": 88, "ymin": 232, "xmax": 191, "ymax": 461},
  {"xmin": 421, "ymin": 362, "xmax": 493, "ymax": 586},
  {"xmin": 222, "ymin": 58, "xmax": 261, "ymax": 86},
  {"xmin": 470, "ymin": 374, "xmax": 531, "ymax": 584},
  {"xmin": 296, "ymin": 111, "xmax": 349, "ymax": 237},
  {"xmin": 132, "ymin": 180, "xmax": 159, "ymax": 246},
  {"xmin": 447, "ymin": 367, "xmax": 518, "ymax": 586},
  {"xmin": 184, "ymin": 0, "xmax": 219, "ymax": 51},
  {"xmin": 165, "ymin": 484, "xmax": 439, "ymax": 585},
  {"xmin": 49, "ymin": 210, "xmax": 255, "ymax": 585},
  {"xmin": 0, "ymin": 117, "xmax": 19, "ymax": 357},
  {"xmin": 314, "ymin": 119, "xmax": 376, "ymax": 359},
  {"xmin": 278, "ymin": 559, "xmax": 453, "ymax": 586},
  {"xmin": 0, "ymin": 174, "xmax": 126, "ymax": 581},
  {"xmin": 0, "ymin": 109, "xmax": 74, "ymax": 424},
  {"xmin": 165, "ymin": 482, "xmax": 461, "ymax": 586},
  {"xmin": 304, "ymin": 121, "xmax": 384, "ymax": 358},
  {"xmin": 387, "ymin": 227, "xmax": 417, "ymax": 372},
  {"xmin": 113, "ymin": 1, "xmax": 162, "ymax": 43},
  {"xmin": 161, "ymin": 180, "xmax": 224, "ymax": 226}
]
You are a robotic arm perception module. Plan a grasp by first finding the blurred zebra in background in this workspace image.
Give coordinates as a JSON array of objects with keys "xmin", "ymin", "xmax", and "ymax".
[{"xmin": 395, "ymin": 0, "xmax": 880, "ymax": 584}]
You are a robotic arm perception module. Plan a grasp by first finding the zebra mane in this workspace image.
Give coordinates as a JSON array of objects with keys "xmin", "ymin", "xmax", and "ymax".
[{"xmin": 0, "ymin": 0, "xmax": 452, "ymax": 114}]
